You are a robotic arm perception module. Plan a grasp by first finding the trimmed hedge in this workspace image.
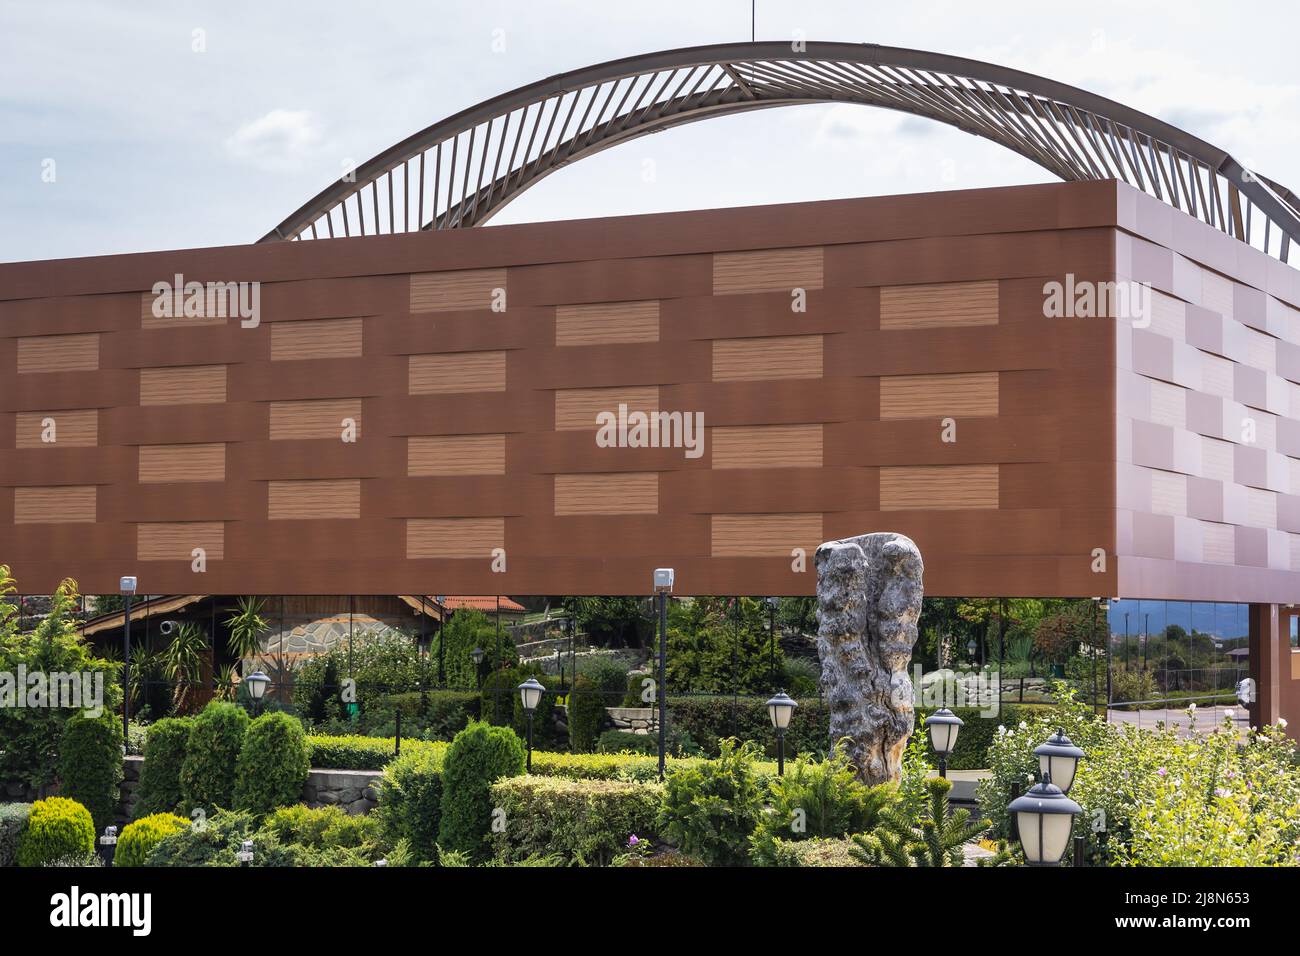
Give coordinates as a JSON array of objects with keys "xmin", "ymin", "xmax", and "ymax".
[
  {"xmin": 180, "ymin": 702, "xmax": 250, "ymax": 813},
  {"xmin": 663, "ymin": 696, "xmax": 1030, "ymax": 770},
  {"xmin": 307, "ymin": 735, "xmax": 446, "ymax": 770},
  {"xmin": 234, "ymin": 712, "xmax": 311, "ymax": 816},
  {"xmin": 437, "ymin": 722, "xmax": 526, "ymax": 858},
  {"xmin": 17, "ymin": 797, "xmax": 95, "ymax": 867},
  {"xmin": 489, "ymin": 776, "xmax": 663, "ymax": 866},
  {"xmin": 0, "ymin": 803, "xmax": 32, "ymax": 867},
  {"xmin": 376, "ymin": 748, "xmax": 445, "ymax": 864},
  {"xmin": 116, "ymin": 813, "xmax": 189, "ymax": 867},
  {"xmin": 597, "ymin": 730, "xmax": 657, "ymax": 755},
  {"xmin": 136, "ymin": 717, "xmax": 194, "ymax": 817},
  {"xmin": 58, "ymin": 714, "xmax": 123, "ymax": 833},
  {"xmin": 771, "ymin": 837, "xmax": 862, "ymax": 867}
]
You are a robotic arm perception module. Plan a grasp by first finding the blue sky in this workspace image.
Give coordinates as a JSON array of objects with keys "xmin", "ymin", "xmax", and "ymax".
[{"xmin": 2, "ymin": 0, "xmax": 1298, "ymax": 262}]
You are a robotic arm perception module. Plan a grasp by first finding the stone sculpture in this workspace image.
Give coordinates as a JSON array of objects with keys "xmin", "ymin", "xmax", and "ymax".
[{"xmin": 814, "ymin": 532, "xmax": 924, "ymax": 786}]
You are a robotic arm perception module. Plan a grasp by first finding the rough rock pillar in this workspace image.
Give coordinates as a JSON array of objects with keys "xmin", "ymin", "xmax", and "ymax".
[{"xmin": 814, "ymin": 532, "xmax": 924, "ymax": 786}]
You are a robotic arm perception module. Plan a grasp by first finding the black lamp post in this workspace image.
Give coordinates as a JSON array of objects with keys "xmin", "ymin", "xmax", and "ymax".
[
  {"xmin": 1007, "ymin": 773, "xmax": 1083, "ymax": 865},
  {"xmin": 766, "ymin": 691, "xmax": 797, "ymax": 775},
  {"xmin": 471, "ymin": 646, "xmax": 485, "ymax": 689},
  {"xmin": 245, "ymin": 670, "xmax": 271, "ymax": 716},
  {"xmin": 924, "ymin": 707, "xmax": 963, "ymax": 778},
  {"xmin": 765, "ymin": 597, "xmax": 779, "ymax": 687},
  {"xmin": 119, "ymin": 575, "xmax": 136, "ymax": 742},
  {"xmin": 653, "ymin": 568, "xmax": 674, "ymax": 782},
  {"xmin": 517, "ymin": 677, "xmax": 545, "ymax": 772},
  {"xmin": 1033, "ymin": 728, "xmax": 1084, "ymax": 795}
]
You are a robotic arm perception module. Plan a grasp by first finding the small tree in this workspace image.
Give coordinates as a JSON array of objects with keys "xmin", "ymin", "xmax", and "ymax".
[
  {"xmin": 58, "ymin": 714, "xmax": 123, "ymax": 833},
  {"xmin": 851, "ymin": 776, "xmax": 988, "ymax": 867},
  {"xmin": 179, "ymin": 701, "xmax": 250, "ymax": 813},
  {"xmin": 233, "ymin": 712, "xmax": 311, "ymax": 816},
  {"xmin": 437, "ymin": 721, "xmax": 525, "ymax": 858}
]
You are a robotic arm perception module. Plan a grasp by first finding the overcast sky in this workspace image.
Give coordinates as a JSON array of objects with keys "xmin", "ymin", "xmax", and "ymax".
[{"xmin": 2, "ymin": 0, "xmax": 1298, "ymax": 263}]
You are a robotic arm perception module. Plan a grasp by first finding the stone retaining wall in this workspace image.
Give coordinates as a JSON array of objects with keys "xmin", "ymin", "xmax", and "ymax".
[{"xmin": 105, "ymin": 756, "xmax": 383, "ymax": 822}]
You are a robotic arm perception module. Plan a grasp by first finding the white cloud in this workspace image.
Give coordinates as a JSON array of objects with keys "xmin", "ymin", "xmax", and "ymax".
[{"xmin": 224, "ymin": 109, "xmax": 322, "ymax": 171}]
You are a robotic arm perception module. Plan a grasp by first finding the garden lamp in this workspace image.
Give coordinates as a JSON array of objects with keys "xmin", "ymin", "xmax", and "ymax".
[
  {"xmin": 518, "ymin": 677, "xmax": 546, "ymax": 772},
  {"xmin": 120, "ymin": 575, "xmax": 137, "ymax": 743},
  {"xmin": 236, "ymin": 839, "xmax": 254, "ymax": 865},
  {"xmin": 1033, "ymin": 728, "xmax": 1085, "ymax": 795},
  {"xmin": 766, "ymin": 691, "xmax": 798, "ymax": 776},
  {"xmin": 1007, "ymin": 775, "xmax": 1082, "ymax": 866},
  {"xmin": 245, "ymin": 670, "xmax": 271, "ymax": 715},
  {"xmin": 471, "ymin": 646, "xmax": 485, "ymax": 689},
  {"xmin": 99, "ymin": 825, "xmax": 118, "ymax": 867},
  {"xmin": 924, "ymin": 707, "xmax": 963, "ymax": 778}
]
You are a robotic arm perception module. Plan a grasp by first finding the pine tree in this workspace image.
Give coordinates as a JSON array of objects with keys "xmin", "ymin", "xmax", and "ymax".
[{"xmin": 850, "ymin": 776, "xmax": 988, "ymax": 866}]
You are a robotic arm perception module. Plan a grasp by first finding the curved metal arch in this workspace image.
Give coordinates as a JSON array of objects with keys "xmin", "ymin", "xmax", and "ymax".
[{"xmin": 260, "ymin": 41, "xmax": 1300, "ymax": 264}]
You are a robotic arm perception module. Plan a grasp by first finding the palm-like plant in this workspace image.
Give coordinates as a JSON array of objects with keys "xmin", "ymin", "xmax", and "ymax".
[
  {"xmin": 851, "ymin": 776, "xmax": 989, "ymax": 867},
  {"xmin": 160, "ymin": 622, "xmax": 208, "ymax": 712},
  {"xmin": 224, "ymin": 597, "xmax": 269, "ymax": 675},
  {"xmin": 213, "ymin": 663, "xmax": 239, "ymax": 702}
]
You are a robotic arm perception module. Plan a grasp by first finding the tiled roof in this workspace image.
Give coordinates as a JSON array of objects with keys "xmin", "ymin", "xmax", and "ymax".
[{"xmin": 440, "ymin": 595, "xmax": 527, "ymax": 613}]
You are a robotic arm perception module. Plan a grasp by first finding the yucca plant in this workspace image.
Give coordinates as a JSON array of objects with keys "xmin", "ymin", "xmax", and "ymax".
[
  {"xmin": 224, "ymin": 597, "xmax": 269, "ymax": 675},
  {"xmin": 851, "ymin": 776, "xmax": 988, "ymax": 867},
  {"xmin": 161, "ymin": 622, "xmax": 208, "ymax": 712},
  {"xmin": 213, "ymin": 664, "xmax": 238, "ymax": 703}
]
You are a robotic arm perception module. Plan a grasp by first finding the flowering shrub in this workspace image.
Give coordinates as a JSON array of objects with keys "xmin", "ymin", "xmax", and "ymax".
[{"xmin": 978, "ymin": 688, "xmax": 1300, "ymax": 866}]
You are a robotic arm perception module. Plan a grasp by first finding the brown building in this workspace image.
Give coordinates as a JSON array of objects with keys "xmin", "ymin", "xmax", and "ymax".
[{"xmin": 1, "ymin": 179, "xmax": 1297, "ymax": 724}]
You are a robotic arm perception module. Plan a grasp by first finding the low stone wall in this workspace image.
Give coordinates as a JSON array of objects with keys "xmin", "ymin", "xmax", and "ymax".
[
  {"xmin": 606, "ymin": 706, "xmax": 658, "ymax": 734},
  {"xmin": 302, "ymin": 769, "xmax": 382, "ymax": 815},
  {"xmin": 107, "ymin": 756, "xmax": 382, "ymax": 822}
]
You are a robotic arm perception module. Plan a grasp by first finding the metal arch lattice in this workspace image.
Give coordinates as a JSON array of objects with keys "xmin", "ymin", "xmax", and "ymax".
[{"xmin": 259, "ymin": 41, "xmax": 1300, "ymax": 265}]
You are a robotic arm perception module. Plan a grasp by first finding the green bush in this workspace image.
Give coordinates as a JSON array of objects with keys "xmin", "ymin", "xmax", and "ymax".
[
  {"xmin": 479, "ymin": 666, "xmax": 521, "ymax": 726},
  {"xmin": 622, "ymin": 671, "xmax": 655, "ymax": 707},
  {"xmin": 16, "ymin": 797, "xmax": 95, "ymax": 867},
  {"xmin": 656, "ymin": 597, "xmax": 783, "ymax": 694},
  {"xmin": 0, "ymin": 803, "xmax": 32, "ymax": 867},
  {"xmin": 568, "ymin": 663, "xmax": 625, "ymax": 753},
  {"xmin": 596, "ymin": 730, "xmax": 658, "ymax": 755},
  {"xmin": 431, "ymin": 609, "xmax": 516, "ymax": 688},
  {"xmin": 261, "ymin": 805, "xmax": 387, "ymax": 864},
  {"xmin": 307, "ymin": 735, "xmax": 444, "ymax": 770},
  {"xmin": 144, "ymin": 809, "xmax": 300, "ymax": 867},
  {"xmin": 660, "ymin": 696, "xmax": 1023, "ymax": 769},
  {"xmin": 372, "ymin": 690, "xmax": 480, "ymax": 740},
  {"xmin": 179, "ymin": 702, "xmax": 250, "ymax": 813},
  {"xmin": 665, "ymin": 696, "xmax": 828, "ymax": 759},
  {"xmin": 115, "ymin": 812, "xmax": 189, "ymax": 867},
  {"xmin": 979, "ymin": 688, "xmax": 1300, "ymax": 865},
  {"xmin": 489, "ymin": 776, "xmax": 662, "ymax": 866},
  {"xmin": 233, "ymin": 712, "xmax": 311, "ymax": 816},
  {"xmin": 657, "ymin": 738, "xmax": 765, "ymax": 866},
  {"xmin": 0, "ymin": 573, "xmax": 121, "ymax": 796},
  {"xmin": 749, "ymin": 748, "xmax": 895, "ymax": 865},
  {"xmin": 135, "ymin": 717, "xmax": 194, "ymax": 817},
  {"xmin": 57, "ymin": 714, "xmax": 123, "ymax": 833},
  {"xmin": 437, "ymin": 721, "xmax": 526, "ymax": 859},
  {"xmin": 377, "ymin": 747, "xmax": 444, "ymax": 863},
  {"xmin": 771, "ymin": 837, "xmax": 862, "ymax": 867}
]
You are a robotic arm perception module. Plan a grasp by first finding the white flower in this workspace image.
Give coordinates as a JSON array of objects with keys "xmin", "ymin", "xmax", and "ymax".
[
  {"xmin": 1225, "ymin": 709, "xmax": 1235, "ymax": 719},
  {"xmin": 1018, "ymin": 721, "xmax": 1028, "ymax": 730},
  {"xmin": 1280, "ymin": 718, "xmax": 1289, "ymax": 729},
  {"xmin": 996, "ymin": 725, "xmax": 1007, "ymax": 736},
  {"xmin": 1187, "ymin": 702, "xmax": 1197, "ymax": 712}
]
